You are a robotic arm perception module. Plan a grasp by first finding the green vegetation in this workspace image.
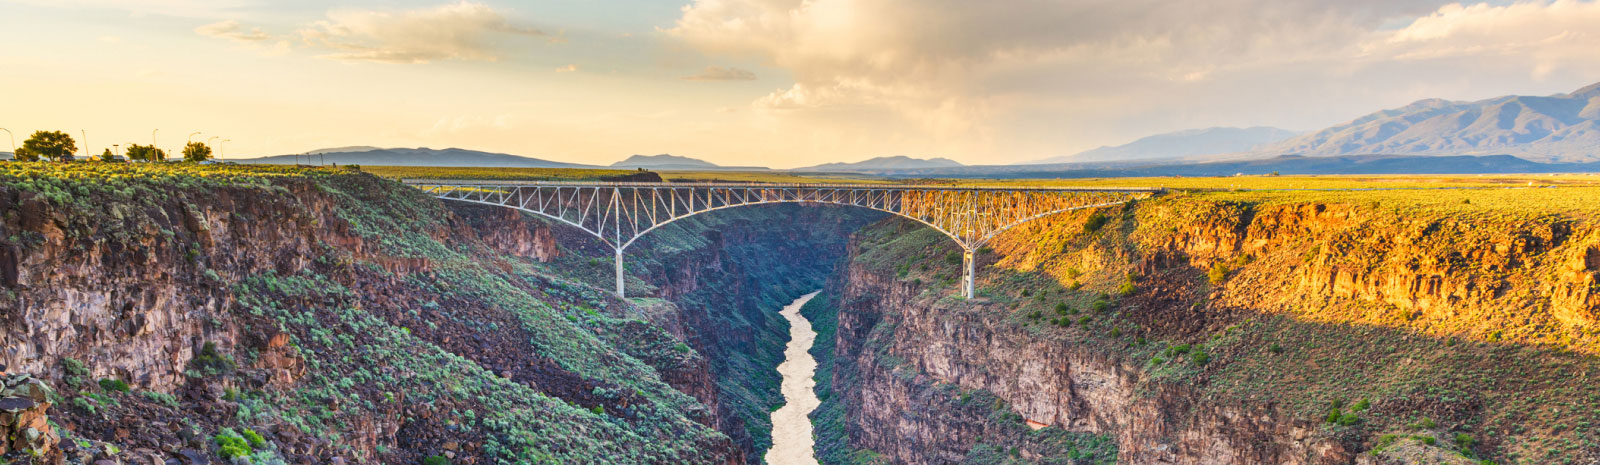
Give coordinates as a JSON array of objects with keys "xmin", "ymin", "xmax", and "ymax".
[
  {"xmin": 182, "ymin": 141, "xmax": 213, "ymax": 162},
  {"xmin": 13, "ymin": 130, "xmax": 76, "ymax": 162},
  {"xmin": 97, "ymin": 378, "xmax": 129, "ymax": 393}
]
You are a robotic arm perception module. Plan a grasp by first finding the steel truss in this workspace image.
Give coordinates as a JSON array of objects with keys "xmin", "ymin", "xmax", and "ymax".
[{"xmin": 403, "ymin": 180, "xmax": 1158, "ymax": 299}]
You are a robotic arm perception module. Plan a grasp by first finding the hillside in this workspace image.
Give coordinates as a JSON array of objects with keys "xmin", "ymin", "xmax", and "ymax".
[
  {"xmin": 241, "ymin": 147, "xmax": 593, "ymax": 168},
  {"xmin": 1025, "ymin": 126, "xmax": 1296, "ymax": 164},
  {"xmin": 793, "ymin": 156, "xmax": 964, "ymax": 172},
  {"xmin": 1259, "ymin": 81, "xmax": 1600, "ymax": 162}
]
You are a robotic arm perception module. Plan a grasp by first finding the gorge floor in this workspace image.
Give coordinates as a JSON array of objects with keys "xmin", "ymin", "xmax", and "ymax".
[{"xmin": 767, "ymin": 291, "xmax": 824, "ymax": 465}]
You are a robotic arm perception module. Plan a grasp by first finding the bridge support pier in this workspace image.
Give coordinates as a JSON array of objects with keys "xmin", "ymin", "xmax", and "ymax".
[
  {"xmin": 615, "ymin": 247, "xmax": 626, "ymax": 298},
  {"xmin": 961, "ymin": 248, "xmax": 975, "ymax": 299}
]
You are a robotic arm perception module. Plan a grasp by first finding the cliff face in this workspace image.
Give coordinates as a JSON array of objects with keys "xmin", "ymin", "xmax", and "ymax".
[
  {"xmin": 0, "ymin": 164, "xmax": 875, "ymax": 465},
  {"xmin": 819, "ymin": 191, "xmax": 1600, "ymax": 465}
]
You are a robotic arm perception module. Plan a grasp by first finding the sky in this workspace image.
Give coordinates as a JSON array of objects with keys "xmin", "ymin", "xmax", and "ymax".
[{"xmin": 2, "ymin": 0, "xmax": 1599, "ymax": 168}]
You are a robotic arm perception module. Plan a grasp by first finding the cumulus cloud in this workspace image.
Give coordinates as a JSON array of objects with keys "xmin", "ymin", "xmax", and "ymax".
[
  {"xmin": 1375, "ymin": 0, "xmax": 1600, "ymax": 78},
  {"xmin": 297, "ymin": 1, "xmax": 548, "ymax": 64},
  {"xmin": 683, "ymin": 66, "xmax": 757, "ymax": 81},
  {"xmin": 666, "ymin": 0, "xmax": 1600, "ymax": 159}
]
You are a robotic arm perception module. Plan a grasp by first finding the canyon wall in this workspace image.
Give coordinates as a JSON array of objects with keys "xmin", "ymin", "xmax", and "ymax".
[
  {"xmin": 0, "ymin": 166, "xmax": 876, "ymax": 464},
  {"xmin": 817, "ymin": 194, "xmax": 1600, "ymax": 465}
]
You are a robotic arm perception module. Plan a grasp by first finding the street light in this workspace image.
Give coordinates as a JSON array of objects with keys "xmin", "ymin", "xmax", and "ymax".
[
  {"xmin": 220, "ymin": 139, "xmax": 231, "ymax": 160},
  {"xmin": 81, "ymin": 130, "xmax": 88, "ymax": 159},
  {"xmin": 187, "ymin": 132, "xmax": 202, "ymax": 144},
  {"xmin": 0, "ymin": 128, "xmax": 14, "ymax": 154}
]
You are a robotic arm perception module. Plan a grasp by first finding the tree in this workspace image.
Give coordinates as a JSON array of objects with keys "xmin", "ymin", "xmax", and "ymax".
[
  {"xmin": 182, "ymin": 141, "xmax": 212, "ymax": 162},
  {"xmin": 125, "ymin": 144, "xmax": 166, "ymax": 162},
  {"xmin": 100, "ymin": 148, "xmax": 121, "ymax": 162},
  {"xmin": 20, "ymin": 130, "xmax": 77, "ymax": 162},
  {"xmin": 11, "ymin": 147, "xmax": 39, "ymax": 162}
]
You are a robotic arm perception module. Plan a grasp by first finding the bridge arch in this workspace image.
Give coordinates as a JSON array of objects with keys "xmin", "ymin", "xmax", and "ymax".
[{"xmin": 404, "ymin": 181, "xmax": 1157, "ymax": 299}]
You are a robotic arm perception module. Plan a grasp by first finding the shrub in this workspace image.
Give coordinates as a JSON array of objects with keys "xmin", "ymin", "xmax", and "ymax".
[
  {"xmin": 62, "ymin": 357, "xmax": 90, "ymax": 377},
  {"xmin": 1055, "ymin": 303, "xmax": 1070, "ymax": 314},
  {"xmin": 215, "ymin": 431, "xmax": 252, "ymax": 459},
  {"xmin": 1269, "ymin": 343, "xmax": 1283, "ymax": 354},
  {"xmin": 1455, "ymin": 433, "xmax": 1475, "ymax": 449},
  {"xmin": 1110, "ymin": 327, "xmax": 1121, "ymax": 338},
  {"xmin": 1326, "ymin": 409, "xmax": 1342, "ymax": 423},
  {"xmin": 1352, "ymin": 398, "xmax": 1370, "ymax": 412},
  {"xmin": 70, "ymin": 397, "xmax": 97, "ymax": 414},
  {"xmin": 1083, "ymin": 212, "xmax": 1109, "ymax": 232},
  {"xmin": 140, "ymin": 391, "xmax": 179, "ymax": 408},
  {"xmin": 1208, "ymin": 263, "xmax": 1230, "ymax": 285},
  {"xmin": 191, "ymin": 342, "xmax": 236, "ymax": 375},
  {"xmin": 1117, "ymin": 279, "xmax": 1136, "ymax": 297},
  {"xmin": 1091, "ymin": 300, "xmax": 1109, "ymax": 312},
  {"xmin": 242, "ymin": 428, "xmax": 268, "ymax": 449},
  {"xmin": 98, "ymin": 378, "xmax": 130, "ymax": 393},
  {"xmin": 1337, "ymin": 412, "xmax": 1359, "ymax": 426},
  {"xmin": 1419, "ymin": 436, "xmax": 1437, "ymax": 446},
  {"xmin": 423, "ymin": 456, "xmax": 451, "ymax": 465},
  {"xmin": 1190, "ymin": 350, "xmax": 1210, "ymax": 366}
]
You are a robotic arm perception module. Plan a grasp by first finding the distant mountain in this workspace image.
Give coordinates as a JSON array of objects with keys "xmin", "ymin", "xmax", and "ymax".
[
  {"xmin": 1025, "ymin": 127, "xmax": 1296, "ymax": 164},
  {"xmin": 307, "ymin": 146, "xmax": 382, "ymax": 155},
  {"xmin": 794, "ymin": 156, "xmax": 964, "ymax": 172},
  {"xmin": 841, "ymin": 154, "xmax": 1600, "ymax": 179},
  {"xmin": 241, "ymin": 147, "xmax": 593, "ymax": 168},
  {"xmin": 1258, "ymin": 81, "xmax": 1600, "ymax": 162},
  {"xmin": 610, "ymin": 154, "xmax": 768, "ymax": 171}
]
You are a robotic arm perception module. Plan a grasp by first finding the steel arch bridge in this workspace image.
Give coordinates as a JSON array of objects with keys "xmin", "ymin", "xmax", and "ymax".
[{"xmin": 402, "ymin": 180, "xmax": 1159, "ymax": 299}]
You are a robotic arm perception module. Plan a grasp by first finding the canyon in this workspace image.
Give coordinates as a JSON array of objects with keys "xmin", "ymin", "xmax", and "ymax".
[{"xmin": 2, "ymin": 164, "xmax": 1598, "ymax": 464}]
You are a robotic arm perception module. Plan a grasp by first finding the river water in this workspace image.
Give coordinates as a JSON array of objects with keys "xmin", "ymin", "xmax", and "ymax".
[{"xmin": 765, "ymin": 291, "xmax": 823, "ymax": 465}]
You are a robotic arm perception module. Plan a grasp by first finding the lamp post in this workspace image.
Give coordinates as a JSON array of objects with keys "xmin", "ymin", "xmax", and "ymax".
[
  {"xmin": 81, "ymin": 130, "xmax": 88, "ymax": 159},
  {"xmin": 220, "ymin": 139, "xmax": 230, "ymax": 160},
  {"xmin": 0, "ymin": 128, "xmax": 14, "ymax": 155}
]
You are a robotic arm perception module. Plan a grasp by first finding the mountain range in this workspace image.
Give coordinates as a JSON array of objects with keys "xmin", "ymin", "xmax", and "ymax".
[
  {"xmin": 1025, "ymin": 126, "xmax": 1297, "ymax": 164},
  {"xmin": 243, "ymin": 147, "xmax": 588, "ymax": 168},
  {"xmin": 792, "ymin": 156, "xmax": 964, "ymax": 172},
  {"xmin": 1256, "ymin": 81, "xmax": 1600, "ymax": 162},
  {"xmin": 611, "ymin": 154, "xmax": 769, "ymax": 171}
]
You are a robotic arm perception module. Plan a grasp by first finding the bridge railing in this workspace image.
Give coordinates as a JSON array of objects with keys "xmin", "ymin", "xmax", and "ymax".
[
  {"xmin": 405, "ymin": 179, "xmax": 1159, "ymax": 299},
  {"xmin": 399, "ymin": 179, "xmax": 1164, "ymax": 193}
]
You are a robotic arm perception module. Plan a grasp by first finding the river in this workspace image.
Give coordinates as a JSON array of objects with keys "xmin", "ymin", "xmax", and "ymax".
[{"xmin": 765, "ymin": 291, "xmax": 823, "ymax": 465}]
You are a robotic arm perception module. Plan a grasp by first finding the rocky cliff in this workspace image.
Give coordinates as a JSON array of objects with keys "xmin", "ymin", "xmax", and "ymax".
[
  {"xmin": 815, "ymin": 188, "xmax": 1600, "ymax": 464},
  {"xmin": 0, "ymin": 163, "xmax": 876, "ymax": 464}
]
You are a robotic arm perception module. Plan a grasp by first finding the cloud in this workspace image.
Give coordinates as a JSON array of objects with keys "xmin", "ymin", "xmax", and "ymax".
[
  {"xmin": 196, "ymin": 20, "xmax": 270, "ymax": 42},
  {"xmin": 196, "ymin": 19, "xmax": 292, "ymax": 55},
  {"xmin": 1375, "ymin": 0, "xmax": 1600, "ymax": 76},
  {"xmin": 666, "ymin": 0, "xmax": 1600, "ymax": 159},
  {"xmin": 555, "ymin": 64, "xmax": 579, "ymax": 72},
  {"xmin": 297, "ymin": 1, "xmax": 548, "ymax": 64},
  {"xmin": 683, "ymin": 66, "xmax": 757, "ymax": 81}
]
